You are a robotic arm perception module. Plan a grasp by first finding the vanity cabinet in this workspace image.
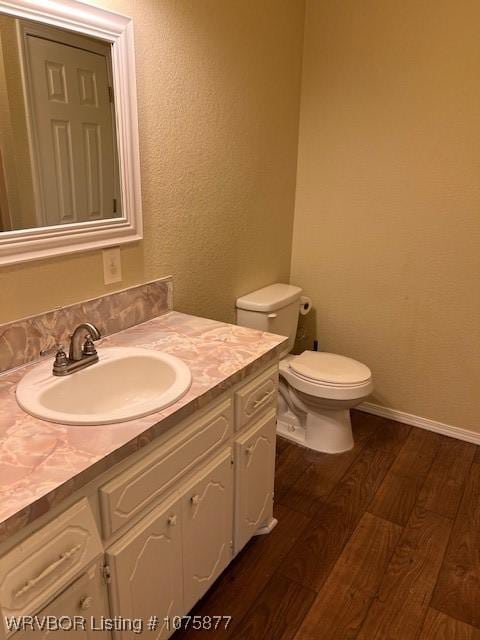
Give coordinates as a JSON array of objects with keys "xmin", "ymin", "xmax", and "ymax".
[{"xmin": 0, "ymin": 363, "xmax": 278, "ymax": 640}]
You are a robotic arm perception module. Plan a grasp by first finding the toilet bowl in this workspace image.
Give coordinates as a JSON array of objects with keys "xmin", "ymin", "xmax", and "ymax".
[
  {"xmin": 236, "ymin": 283, "xmax": 373, "ymax": 453},
  {"xmin": 277, "ymin": 353, "xmax": 373, "ymax": 453}
]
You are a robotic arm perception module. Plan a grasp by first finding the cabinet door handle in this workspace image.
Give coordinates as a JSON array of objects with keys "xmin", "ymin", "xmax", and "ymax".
[
  {"xmin": 190, "ymin": 494, "xmax": 200, "ymax": 506},
  {"xmin": 80, "ymin": 596, "xmax": 93, "ymax": 611},
  {"xmin": 167, "ymin": 515, "xmax": 177, "ymax": 526},
  {"xmin": 253, "ymin": 392, "xmax": 271, "ymax": 409},
  {"xmin": 14, "ymin": 543, "xmax": 82, "ymax": 600},
  {"xmin": 246, "ymin": 445, "xmax": 254, "ymax": 456}
]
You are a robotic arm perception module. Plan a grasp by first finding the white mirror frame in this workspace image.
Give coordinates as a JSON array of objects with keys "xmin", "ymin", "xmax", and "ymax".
[{"xmin": 0, "ymin": 0, "xmax": 142, "ymax": 265}]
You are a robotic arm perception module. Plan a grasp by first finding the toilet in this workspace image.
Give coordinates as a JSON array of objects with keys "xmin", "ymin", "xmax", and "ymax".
[{"xmin": 236, "ymin": 283, "xmax": 373, "ymax": 453}]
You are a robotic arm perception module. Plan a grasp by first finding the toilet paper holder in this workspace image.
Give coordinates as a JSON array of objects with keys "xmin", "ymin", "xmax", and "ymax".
[{"xmin": 299, "ymin": 296, "xmax": 312, "ymax": 316}]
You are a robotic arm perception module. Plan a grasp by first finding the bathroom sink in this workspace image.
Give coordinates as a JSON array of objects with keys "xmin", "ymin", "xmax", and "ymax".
[{"xmin": 16, "ymin": 347, "xmax": 192, "ymax": 425}]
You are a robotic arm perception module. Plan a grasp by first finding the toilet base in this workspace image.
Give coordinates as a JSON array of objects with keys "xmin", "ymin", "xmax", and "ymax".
[
  {"xmin": 277, "ymin": 415, "xmax": 307, "ymax": 446},
  {"xmin": 277, "ymin": 407, "xmax": 354, "ymax": 454}
]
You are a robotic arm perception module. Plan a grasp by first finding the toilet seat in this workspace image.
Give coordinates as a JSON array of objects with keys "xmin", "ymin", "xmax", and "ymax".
[
  {"xmin": 280, "ymin": 352, "xmax": 373, "ymax": 401},
  {"xmin": 290, "ymin": 351, "xmax": 371, "ymax": 385}
]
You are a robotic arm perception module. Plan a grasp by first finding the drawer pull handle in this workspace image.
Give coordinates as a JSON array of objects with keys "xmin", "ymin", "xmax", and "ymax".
[
  {"xmin": 190, "ymin": 494, "xmax": 200, "ymax": 506},
  {"xmin": 80, "ymin": 596, "xmax": 93, "ymax": 611},
  {"xmin": 14, "ymin": 543, "xmax": 82, "ymax": 600},
  {"xmin": 167, "ymin": 515, "xmax": 177, "ymax": 526},
  {"xmin": 253, "ymin": 392, "xmax": 271, "ymax": 409},
  {"xmin": 246, "ymin": 445, "xmax": 254, "ymax": 456}
]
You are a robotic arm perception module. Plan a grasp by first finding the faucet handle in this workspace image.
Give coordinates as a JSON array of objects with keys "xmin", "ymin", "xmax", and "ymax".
[
  {"xmin": 82, "ymin": 335, "xmax": 98, "ymax": 357},
  {"xmin": 40, "ymin": 343, "xmax": 65, "ymax": 357},
  {"xmin": 39, "ymin": 344, "xmax": 69, "ymax": 376},
  {"xmin": 52, "ymin": 346, "xmax": 69, "ymax": 375}
]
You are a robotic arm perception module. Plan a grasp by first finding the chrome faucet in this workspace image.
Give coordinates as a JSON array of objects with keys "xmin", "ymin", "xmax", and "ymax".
[{"xmin": 42, "ymin": 323, "xmax": 101, "ymax": 376}]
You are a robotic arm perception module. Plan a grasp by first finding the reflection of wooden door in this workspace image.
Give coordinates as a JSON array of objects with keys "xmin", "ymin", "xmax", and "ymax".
[
  {"xmin": 26, "ymin": 36, "xmax": 116, "ymax": 226},
  {"xmin": 0, "ymin": 149, "xmax": 12, "ymax": 231}
]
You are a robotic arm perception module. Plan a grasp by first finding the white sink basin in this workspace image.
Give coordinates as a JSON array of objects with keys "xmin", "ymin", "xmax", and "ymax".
[{"xmin": 16, "ymin": 347, "xmax": 192, "ymax": 425}]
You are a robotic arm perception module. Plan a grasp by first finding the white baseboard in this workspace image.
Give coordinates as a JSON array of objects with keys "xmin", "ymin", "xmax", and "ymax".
[{"xmin": 358, "ymin": 402, "xmax": 480, "ymax": 446}]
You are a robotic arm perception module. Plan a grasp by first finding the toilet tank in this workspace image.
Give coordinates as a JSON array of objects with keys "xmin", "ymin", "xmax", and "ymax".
[{"xmin": 236, "ymin": 283, "xmax": 302, "ymax": 356}]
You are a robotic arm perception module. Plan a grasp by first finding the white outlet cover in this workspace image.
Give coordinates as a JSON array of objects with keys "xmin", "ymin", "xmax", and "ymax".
[{"xmin": 103, "ymin": 247, "xmax": 122, "ymax": 285}]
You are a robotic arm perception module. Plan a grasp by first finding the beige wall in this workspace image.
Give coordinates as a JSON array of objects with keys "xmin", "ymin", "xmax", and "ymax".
[
  {"xmin": 0, "ymin": 0, "xmax": 305, "ymax": 324},
  {"xmin": 291, "ymin": 0, "xmax": 480, "ymax": 431}
]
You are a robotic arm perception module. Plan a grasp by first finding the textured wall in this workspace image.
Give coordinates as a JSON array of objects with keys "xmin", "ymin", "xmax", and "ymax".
[
  {"xmin": 0, "ymin": 0, "xmax": 305, "ymax": 323},
  {"xmin": 291, "ymin": 0, "xmax": 480, "ymax": 431}
]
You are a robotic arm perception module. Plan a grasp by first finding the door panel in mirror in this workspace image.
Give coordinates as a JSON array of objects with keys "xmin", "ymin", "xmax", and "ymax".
[{"xmin": 0, "ymin": 18, "xmax": 121, "ymax": 231}]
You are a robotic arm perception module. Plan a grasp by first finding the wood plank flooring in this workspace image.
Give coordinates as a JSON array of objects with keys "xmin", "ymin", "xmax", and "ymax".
[{"xmin": 173, "ymin": 410, "xmax": 480, "ymax": 640}]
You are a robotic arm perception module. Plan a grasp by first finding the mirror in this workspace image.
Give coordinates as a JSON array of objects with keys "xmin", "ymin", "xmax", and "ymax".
[
  {"xmin": 0, "ymin": 0, "xmax": 142, "ymax": 264},
  {"xmin": 0, "ymin": 17, "xmax": 121, "ymax": 231}
]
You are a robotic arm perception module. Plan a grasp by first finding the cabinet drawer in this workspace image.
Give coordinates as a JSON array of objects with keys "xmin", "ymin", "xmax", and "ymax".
[
  {"xmin": 99, "ymin": 398, "xmax": 233, "ymax": 538},
  {"xmin": 0, "ymin": 499, "xmax": 102, "ymax": 638},
  {"xmin": 235, "ymin": 365, "xmax": 278, "ymax": 430},
  {"xmin": 12, "ymin": 561, "xmax": 109, "ymax": 640}
]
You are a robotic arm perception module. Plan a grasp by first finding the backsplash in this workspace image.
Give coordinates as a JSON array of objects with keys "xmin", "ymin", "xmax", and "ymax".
[{"xmin": 0, "ymin": 278, "xmax": 173, "ymax": 373}]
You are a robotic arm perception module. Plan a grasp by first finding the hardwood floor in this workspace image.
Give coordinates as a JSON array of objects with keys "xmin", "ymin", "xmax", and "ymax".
[{"xmin": 173, "ymin": 410, "xmax": 480, "ymax": 640}]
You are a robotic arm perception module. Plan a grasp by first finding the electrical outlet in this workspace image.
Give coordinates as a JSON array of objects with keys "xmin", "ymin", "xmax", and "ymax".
[{"xmin": 103, "ymin": 247, "xmax": 122, "ymax": 285}]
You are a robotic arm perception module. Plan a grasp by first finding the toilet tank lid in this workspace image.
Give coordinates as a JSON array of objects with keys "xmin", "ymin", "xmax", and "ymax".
[{"xmin": 236, "ymin": 283, "xmax": 302, "ymax": 312}]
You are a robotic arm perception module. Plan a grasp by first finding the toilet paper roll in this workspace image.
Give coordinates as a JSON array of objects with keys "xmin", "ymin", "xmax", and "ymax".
[{"xmin": 299, "ymin": 296, "xmax": 312, "ymax": 316}]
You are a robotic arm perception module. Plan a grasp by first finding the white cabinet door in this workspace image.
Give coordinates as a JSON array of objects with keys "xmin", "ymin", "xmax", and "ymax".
[
  {"xmin": 12, "ymin": 561, "xmax": 110, "ymax": 639},
  {"xmin": 234, "ymin": 408, "xmax": 277, "ymax": 553},
  {"xmin": 182, "ymin": 450, "xmax": 233, "ymax": 612},
  {"xmin": 106, "ymin": 496, "xmax": 182, "ymax": 640}
]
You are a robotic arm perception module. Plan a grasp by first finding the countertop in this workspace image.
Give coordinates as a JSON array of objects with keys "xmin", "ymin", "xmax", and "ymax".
[{"xmin": 0, "ymin": 311, "xmax": 285, "ymax": 541}]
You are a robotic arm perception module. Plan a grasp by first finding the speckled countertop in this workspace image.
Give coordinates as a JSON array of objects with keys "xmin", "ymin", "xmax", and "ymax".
[{"xmin": 0, "ymin": 311, "xmax": 285, "ymax": 541}]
